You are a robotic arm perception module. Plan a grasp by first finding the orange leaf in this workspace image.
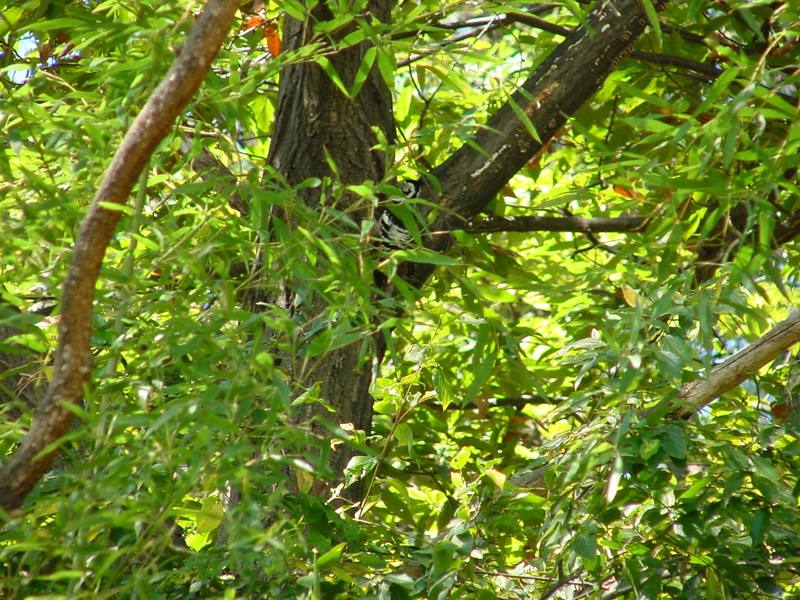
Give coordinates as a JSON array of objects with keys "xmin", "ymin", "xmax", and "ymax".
[
  {"xmin": 613, "ymin": 185, "xmax": 642, "ymax": 200},
  {"xmin": 242, "ymin": 14, "xmax": 266, "ymax": 30},
  {"xmin": 264, "ymin": 22, "xmax": 281, "ymax": 56},
  {"xmin": 500, "ymin": 185, "xmax": 518, "ymax": 199}
]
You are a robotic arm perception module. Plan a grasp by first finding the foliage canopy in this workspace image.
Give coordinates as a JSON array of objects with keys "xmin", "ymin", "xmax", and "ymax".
[{"xmin": 2, "ymin": 0, "xmax": 800, "ymax": 597}]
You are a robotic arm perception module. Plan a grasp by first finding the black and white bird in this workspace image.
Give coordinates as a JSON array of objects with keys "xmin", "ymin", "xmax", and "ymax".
[{"xmin": 377, "ymin": 179, "xmax": 423, "ymax": 247}]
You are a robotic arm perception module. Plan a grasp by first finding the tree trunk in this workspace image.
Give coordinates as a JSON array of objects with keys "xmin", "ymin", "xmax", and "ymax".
[{"xmin": 266, "ymin": 2, "xmax": 394, "ymax": 494}]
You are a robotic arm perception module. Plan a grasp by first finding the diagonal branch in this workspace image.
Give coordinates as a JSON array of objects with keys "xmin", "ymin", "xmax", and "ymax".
[
  {"xmin": 400, "ymin": 0, "xmax": 667, "ymax": 288},
  {"xmin": 0, "ymin": 0, "xmax": 240, "ymax": 512},
  {"xmin": 676, "ymin": 311, "xmax": 800, "ymax": 416}
]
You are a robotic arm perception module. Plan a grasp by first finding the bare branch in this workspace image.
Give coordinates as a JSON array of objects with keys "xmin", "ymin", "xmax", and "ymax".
[
  {"xmin": 0, "ymin": 0, "xmax": 240, "ymax": 512},
  {"xmin": 459, "ymin": 214, "xmax": 648, "ymax": 235},
  {"xmin": 397, "ymin": 16, "xmax": 507, "ymax": 68},
  {"xmin": 398, "ymin": 9, "xmax": 719, "ymax": 80},
  {"xmin": 631, "ymin": 49, "xmax": 720, "ymax": 79},
  {"xmin": 676, "ymin": 311, "xmax": 800, "ymax": 416}
]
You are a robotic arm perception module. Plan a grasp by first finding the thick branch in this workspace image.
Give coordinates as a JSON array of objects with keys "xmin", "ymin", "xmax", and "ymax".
[
  {"xmin": 0, "ymin": 0, "xmax": 239, "ymax": 512},
  {"xmin": 460, "ymin": 214, "xmax": 649, "ymax": 234},
  {"xmin": 401, "ymin": 0, "xmax": 667, "ymax": 287},
  {"xmin": 676, "ymin": 311, "xmax": 800, "ymax": 416}
]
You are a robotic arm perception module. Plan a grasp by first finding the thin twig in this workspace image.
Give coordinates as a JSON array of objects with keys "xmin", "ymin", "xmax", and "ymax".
[
  {"xmin": 400, "ymin": 10, "xmax": 722, "ymax": 81},
  {"xmin": 455, "ymin": 214, "xmax": 649, "ymax": 234}
]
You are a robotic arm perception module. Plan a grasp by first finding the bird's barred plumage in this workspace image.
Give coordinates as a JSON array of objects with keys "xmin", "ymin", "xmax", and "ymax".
[{"xmin": 377, "ymin": 179, "xmax": 422, "ymax": 247}]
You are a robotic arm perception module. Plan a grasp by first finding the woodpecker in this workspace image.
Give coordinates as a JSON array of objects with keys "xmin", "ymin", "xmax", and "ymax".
[
  {"xmin": 398, "ymin": 179, "xmax": 423, "ymax": 198},
  {"xmin": 377, "ymin": 179, "xmax": 422, "ymax": 247}
]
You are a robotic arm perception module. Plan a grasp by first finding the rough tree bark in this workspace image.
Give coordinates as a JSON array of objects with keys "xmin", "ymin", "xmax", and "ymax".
[
  {"xmin": 263, "ymin": 2, "xmax": 395, "ymax": 492},
  {"xmin": 404, "ymin": 0, "xmax": 669, "ymax": 286},
  {"xmin": 677, "ymin": 311, "xmax": 800, "ymax": 415}
]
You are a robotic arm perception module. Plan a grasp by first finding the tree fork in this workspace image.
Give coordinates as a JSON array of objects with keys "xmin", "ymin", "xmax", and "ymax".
[{"xmin": 403, "ymin": 0, "xmax": 669, "ymax": 287}]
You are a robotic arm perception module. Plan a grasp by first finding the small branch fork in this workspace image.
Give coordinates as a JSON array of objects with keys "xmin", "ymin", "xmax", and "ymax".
[
  {"xmin": 0, "ymin": 0, "xmax": 241, "ymax": 512},
  {"xmin": 399, "ymin": 9, "xmax": 721, "ymax": 80}
]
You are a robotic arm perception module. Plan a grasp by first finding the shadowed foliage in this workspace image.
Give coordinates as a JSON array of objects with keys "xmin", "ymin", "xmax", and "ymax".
[{"xmin": 2, "ymin": 1, "xmax": 800, "ymax": 597}]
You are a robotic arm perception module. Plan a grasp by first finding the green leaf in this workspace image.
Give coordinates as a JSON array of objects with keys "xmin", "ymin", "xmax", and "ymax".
[
  {"xmin": 23, "ymin": 18, "xmax": 89, "ymax": 33},
  {"xmin": 687, "ymin": 0, "xmax": 704, "ymax": 20},
  {"xmin": 316, "ymin": 56, "xmax": 351, "ymax": 99},
  {"xmin": 679, "ymin": 477, "xmax": 709, "ymax": 500},
  {"xmin": 485, "ymin": 468, "xmax": 506, "ymax": 490},
  {"xmin": 432, "ymin": 541, "xmax": 457, "ymax": 576},
  {"xmin": 281, "ymin": 0, "xmax": 308, "ymax": 20},
  {"xmin": 394, "ymin": 422, "xmax": 413, "ymax": 454},
  {"xmin": 750, "ymin": 509, "xmax": 769, "ymax": 546},
  {"xmin": 696, "ymin": 67, "xmax": 740, "ymax": 114},
  {"xmin": 350, "ymin": 46, "xmax": 376, "ymax": 98},
  {"xmin": 606, "ymin": 453, "xmax": 624, "ymax": 503},
  {"xmin": 317, "ymin": 542, "xmax": 346, "ymax": 568},
  {"xmin": 36, "ymin": 570, "xmax": 85, "ymax": 581},
  {"xmin": 508, "ymin": 96, "xmax": 542, "ymax": 143},
  {"xmin": 660, "ymin": 424, "xmax": 687, "ymax": 459},
  {"xmin": 573, "ymin": 525, "xmax": 597, "ymax": 560},
  {"xmin": 392, "ymin": 248, "xmax": 458, "ymax": 265},
  {"xmin": 641, "ymin": 0, "xmax": 662, "ymax": 51},
  {"xmin": 196, "ymin": 497, "xmax": 224, "ymax": 534},
  {"xmin": 640, "ymin": 438, "xmax": 660, "ymax": 460},
  {"xmin": 752, "ymin": 455, "xmax": 778, "ymax": 483},
  {"xmin": 376, "ymin": 45, "xmax": 396, "ymax": 90},
  {"xmin": 434, "ymin": 365, "xmax": 454, "ymax": 410},
  {"xmin": 98, "ymin": 201, "xmax": 134, "ymax": 214}
]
